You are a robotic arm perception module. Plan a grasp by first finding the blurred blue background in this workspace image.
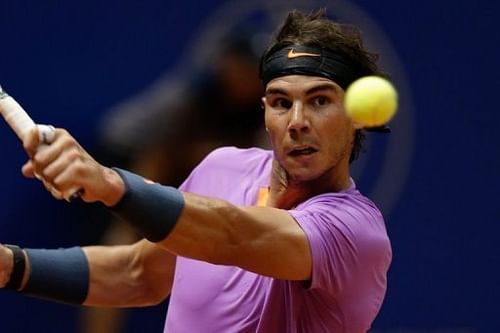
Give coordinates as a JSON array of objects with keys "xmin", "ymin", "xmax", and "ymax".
[{"xmin": 0, "ymin": 0, "xmax": 498, "ymax": 332}]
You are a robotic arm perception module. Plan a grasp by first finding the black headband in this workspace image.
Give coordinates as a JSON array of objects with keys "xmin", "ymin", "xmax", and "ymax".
[
  {"xmin": 260, "ymin": 45, "xmax": 362, "ymax": 90},
  {"xmin": 259, "ymin": 45, "xmax": 391, "ymax": 133}
]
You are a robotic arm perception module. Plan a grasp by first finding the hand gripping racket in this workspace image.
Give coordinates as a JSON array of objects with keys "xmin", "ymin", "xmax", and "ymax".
[{"xmin": 0, "ymin": 86, "xmax": 81, "ymax": 200}]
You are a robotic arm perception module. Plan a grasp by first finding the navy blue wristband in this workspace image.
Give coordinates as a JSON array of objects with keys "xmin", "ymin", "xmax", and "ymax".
[
  {"xmin": 23, "ymin": 247, "xmax": 89, "ymax": 304},
  {"xmin": 4, "ymin": 245, "xmax": 26, "ymax": 291},
  {"xmin": 110, "ymin": 168, "xmax": 185, "ymax": 242}
]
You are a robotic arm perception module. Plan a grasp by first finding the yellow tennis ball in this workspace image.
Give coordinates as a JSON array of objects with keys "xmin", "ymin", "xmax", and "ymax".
[{"xmin": 344, "ymin": 76, "xmax": 398, "ymax": 127}]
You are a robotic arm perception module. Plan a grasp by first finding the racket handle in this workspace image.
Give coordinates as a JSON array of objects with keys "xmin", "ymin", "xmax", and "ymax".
[
  {"xmin": 0, "ymin": 88, "xmax": 83, "ymax": 202},
  {"xmin": 0, "ymin": 90, "xmax": 36, "ymax": 141}
]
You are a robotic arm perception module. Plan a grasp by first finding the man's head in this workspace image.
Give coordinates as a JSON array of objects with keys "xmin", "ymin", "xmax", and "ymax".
[{"xmin": 260, "ymin": 9, "xmax": 382, "ymax": 164}]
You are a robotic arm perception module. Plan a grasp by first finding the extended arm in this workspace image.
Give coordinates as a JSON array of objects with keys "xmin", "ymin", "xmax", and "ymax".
[
  {"xmin": 0, "ymin": 240, "xmax": 175, "ymax": 307},
  {"xmin": 162, "ymin": 193, "xmax": 311, "ymax": 280},
  {"xmin": 22, "ymin": 127, "xmax": 312, "ymax": 281}
]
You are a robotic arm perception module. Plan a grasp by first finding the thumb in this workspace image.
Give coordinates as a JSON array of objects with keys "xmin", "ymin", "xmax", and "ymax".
[
  {"xmin": 22, "ymin": 125, "xmax": 55, "ymax": 157},
  {"xmin": 22, "ymin": 126, "xmax": 41, "ymax": 158}
]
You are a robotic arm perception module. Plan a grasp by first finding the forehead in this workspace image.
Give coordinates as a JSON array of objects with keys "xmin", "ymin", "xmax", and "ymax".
[{"xmin": 265, "ymin": 75, "xmax": 343, "ymax": 94}]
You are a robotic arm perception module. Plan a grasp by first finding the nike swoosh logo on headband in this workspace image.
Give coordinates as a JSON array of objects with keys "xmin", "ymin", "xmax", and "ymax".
[{"xmin": 287, "ymin": 49, "xmax": 321, "ymax": 59}]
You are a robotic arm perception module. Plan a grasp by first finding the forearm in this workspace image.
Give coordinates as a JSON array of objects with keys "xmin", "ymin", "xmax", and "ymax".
[
  {"xmin": 108, "ymin": 170, "xmax": 243, "ymax": 263},
  {"xmin": 1, "ymin": 241, "xmax": 175, "ymax": 307},
  {"xmin": 84, "ymin": 245, "xmax": 141, "ymax": 307},
  {"xmin": 84, "ymin": 241, "xmax": 175, "ymax": 307},
  {"xmin": 158, "ymin": 193, "xmax": 248, "ymax": 264},
  {"xmin": 159, "ymin": 195, "xmax": 310, "ymax": 280},
  {"xmin": 108, "ymin": 168, "xmax": 311, "ymax": 280}
]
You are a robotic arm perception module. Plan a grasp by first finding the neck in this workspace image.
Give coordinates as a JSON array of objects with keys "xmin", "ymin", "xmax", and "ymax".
[{"xmin": 267, "ymin": 159, "xmax": 351, "ymax": 210}]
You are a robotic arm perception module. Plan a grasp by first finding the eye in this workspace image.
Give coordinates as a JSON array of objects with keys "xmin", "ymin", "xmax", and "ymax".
[
  {"xmin": 312, "ymin": 96, "xmax": 330, "ymax": 107},
  {"xmin": 272, "ymin": 98, "xmax": 293, "ymax": 110}
]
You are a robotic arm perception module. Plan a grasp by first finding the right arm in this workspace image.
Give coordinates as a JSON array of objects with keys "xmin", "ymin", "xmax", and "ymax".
[{"xmin": 0, "ymin": 240, "xmax": 176, "ymax": 308}]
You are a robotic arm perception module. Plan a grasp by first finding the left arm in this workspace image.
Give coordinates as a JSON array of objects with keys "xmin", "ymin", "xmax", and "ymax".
[{"xmin": 161, "ymin": 193, "xmax": 312, "ymax": 280}]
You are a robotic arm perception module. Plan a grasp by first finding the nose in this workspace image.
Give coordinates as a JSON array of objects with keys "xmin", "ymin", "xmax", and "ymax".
[{"xmin": 287, "ymin": 102, "xmax": 310, "ymax": 133}]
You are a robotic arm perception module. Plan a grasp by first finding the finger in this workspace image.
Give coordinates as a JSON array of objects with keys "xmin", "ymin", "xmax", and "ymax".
[
  {"xmin": 31, "ymin": 145, "xmax": 62, "ymax": 177},
  {"xmin": 22, "ymin": 126, "xmax": 41, "ymax": 157},
  {"xmin": 51, "ymin": 160, "xmax": 87, "ymax": 201},
  {"xmin": 31, "ymin": 130, "xmax": 75, "ymax": 174},
  {"xmin": 21, "ymin": 161, "xmax": 35, "ymax": 178},
  {"xmin": 32, "ymin": 169, "xmax": 66, "ymax": 201},
  {"xmin": 37, "ymin": 125, "xmax": 56, "ymax": 145},
  {"xmin": 39, "ymin": 145, "xmax": 80, "ymax": 183},
  {"xmin": 21, "ymin": 160, "xmax": 36, "ymax": 178},
  {"xmin": 41, "ymin": 178, "xmax": 65, "ymax": 200}
]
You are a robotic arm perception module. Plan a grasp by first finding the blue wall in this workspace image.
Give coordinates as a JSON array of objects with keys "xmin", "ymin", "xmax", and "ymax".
[{"xmin": 0, "ymin": 1, "xmax": 498, "ymax": 332}]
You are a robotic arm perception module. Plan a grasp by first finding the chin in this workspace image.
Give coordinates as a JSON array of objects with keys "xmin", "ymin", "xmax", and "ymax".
[{"xmin": 286, "ymin": 167, "xmax": 325, "ymax": 183}]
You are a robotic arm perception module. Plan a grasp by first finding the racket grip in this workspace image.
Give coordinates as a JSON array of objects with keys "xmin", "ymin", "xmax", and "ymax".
[
  {"xmin": 1, "ymin": 88, "xmax": 84, "ymax": 202},
  {"xmin": 0, "ymin": 94, "xmax": 36, "ymax": 140}
]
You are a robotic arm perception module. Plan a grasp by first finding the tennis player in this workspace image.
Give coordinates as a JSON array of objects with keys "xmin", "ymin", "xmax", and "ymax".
[{"xmin": 1, "ymin": 10, "xmax": 392, "ymax": 332}]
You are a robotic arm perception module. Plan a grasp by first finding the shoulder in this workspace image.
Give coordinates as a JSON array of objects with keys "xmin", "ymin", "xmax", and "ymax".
[
  {"xmin": 290, "ymin": 191, "xmax": 392, "ymax": 295},
  {"xmin": 293, "ymin": 188, "xmax": 383, "ymax": 227},
  {"xmin": 203, "ymin": 146, "xmax": 272, "ymax": 164},
  {"xmin": 195, "ymin": 146, "xmax": 272, "ymax": 174},
  {"xmin": 179, "ymin": 147, "xmax": 272, "ymax": 192},
  {"xmin": 291, "ymin": 190, "xmax": 391, "ymax": 261},
  {"xmin": 293, "ymin": 188, "xmax": 379, "ymax": 214}
]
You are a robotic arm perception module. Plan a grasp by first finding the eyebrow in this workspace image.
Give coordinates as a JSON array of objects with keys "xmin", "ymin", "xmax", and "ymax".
[
  {"xmin": 265, "ymin": 83, "xmax": 339, "ymax": 96},
  {"xmin": 265, "ymin": 87, "xmax": 287, "ymax": 96},
  {"xmin": 305, "ymin": 83, "xmax": 339, "ymax": 95}
]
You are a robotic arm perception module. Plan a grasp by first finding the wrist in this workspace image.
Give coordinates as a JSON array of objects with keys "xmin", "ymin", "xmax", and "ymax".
[
  {"xmin": 2, "ymin": 245, "xmax": 27, "ymax": 291},
  {"xmin": 109, "ymin": 168, "xmax": 185, "ymax": 242},
  {"xmin": 0, "ymin": 245, "xmax": 14, "ymax": 288},
  {"xmin": 101, "ymin": 167, "xmax": 126, "ymax": 207},
  {"xmin": 23, "ymin": 247, "xmax": 89, "ymax": 304}
]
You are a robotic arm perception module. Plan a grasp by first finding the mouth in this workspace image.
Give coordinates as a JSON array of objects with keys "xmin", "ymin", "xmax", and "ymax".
[{"xmin": 288, "ymin": 146, "xmax": 318, "ymax": 157}]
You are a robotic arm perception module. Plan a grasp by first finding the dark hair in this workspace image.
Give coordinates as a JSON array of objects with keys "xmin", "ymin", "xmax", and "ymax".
[{"xmin": 261, "ymin": 9, "xmax": 383, "ymax": 163}]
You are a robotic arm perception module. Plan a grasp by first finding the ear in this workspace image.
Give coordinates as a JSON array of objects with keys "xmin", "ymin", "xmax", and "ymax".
[{"xmin": 260, "ymin": 97, "xmax": 266, "ymax": 109}]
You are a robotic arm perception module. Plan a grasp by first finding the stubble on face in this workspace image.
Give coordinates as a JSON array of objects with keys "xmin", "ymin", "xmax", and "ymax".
[{"xmin": 264, "ymin": 75, "xmax": 354, "ymax": 195}]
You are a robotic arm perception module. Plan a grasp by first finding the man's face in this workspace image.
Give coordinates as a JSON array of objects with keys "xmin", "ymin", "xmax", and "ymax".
[{"xmin": 263, "ymin": 75, "xmax": 355, "ymax": 182}]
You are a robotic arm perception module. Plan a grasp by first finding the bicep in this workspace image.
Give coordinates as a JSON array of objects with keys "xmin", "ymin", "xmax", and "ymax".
[{"xmin": 232, "ymin": 206, "xmax": 312, "ymax": 281}]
